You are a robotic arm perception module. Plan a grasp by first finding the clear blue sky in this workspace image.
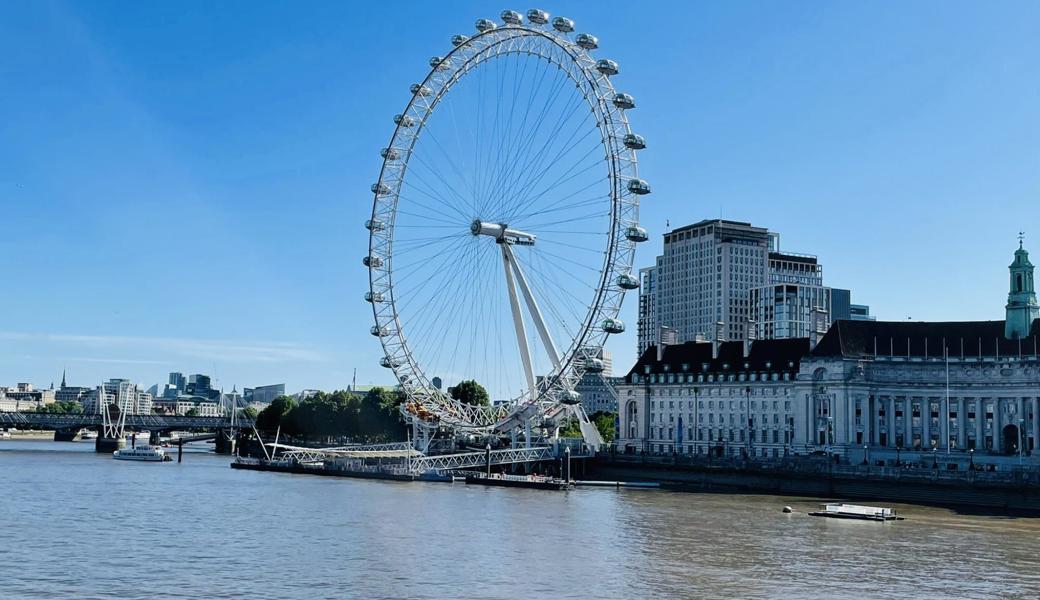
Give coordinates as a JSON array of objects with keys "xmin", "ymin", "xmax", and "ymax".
[{"xmin": 2, "ymin": 1, "xmax": 1037, "ymax": 394}]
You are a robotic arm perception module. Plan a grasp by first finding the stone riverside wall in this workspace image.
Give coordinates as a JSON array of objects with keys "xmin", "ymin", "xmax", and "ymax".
[{"xmin": 588, "ymin": 455, "xmax": 1040, "ymax": 512}]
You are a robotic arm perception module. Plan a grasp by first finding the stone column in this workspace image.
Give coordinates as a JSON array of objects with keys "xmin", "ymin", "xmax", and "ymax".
[
  {"xmin": 975, "ymin": 399, "xmax": 984, "ymax": 451},
  {"xmin": 957, "ymin": 398, "xmax": 966, "ymax": 449},
  {"xmin": 887, "ymin": 397, "xmax": 896, "ymax": 447},
  {"xmin": 1018, "ymin": 397, "xmax": 1026, "ymax": 454},
  {"xmin": 993, "ymin": 399, "xmax": 1001, "ymax": 453},
  {"xmin": 1033, "ymin": 397, "xmax": 1040, "ymax": 454},
  {"xmin": 940, "ymin": 397, "xmax": 949, "ymax": 451},
  {"xmin": 922, "ymin": 398, "xmax": 931, "ymax": 448},
  {"xmin": 863, "ymin": 396, "xmax": 871, "ymax": 446},
  {"xmin": 903, "ymin": 397, "xmax": 912, "ymax": 448}
]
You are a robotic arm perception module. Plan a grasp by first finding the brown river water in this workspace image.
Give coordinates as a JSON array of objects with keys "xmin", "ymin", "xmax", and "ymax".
[{"xmin": 2, "ymin": 439, "xmax": 1038, "ymax": 599}]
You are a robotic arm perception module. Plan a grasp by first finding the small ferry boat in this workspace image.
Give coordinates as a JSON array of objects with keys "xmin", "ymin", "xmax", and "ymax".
[
  {"xmin": 113, "ymin": 445, "xmax": 171, "ymax": 462},
  {"xmin": 808, "ymin": 503, "xmax": 903, "ymax": 521},
  {"xmin": 79, "ymin": 430, "xmax": 96, "ymax": 441},
  {"xmin": 464, "ymin": 472, "xmax": 571, "ymax": 490}
]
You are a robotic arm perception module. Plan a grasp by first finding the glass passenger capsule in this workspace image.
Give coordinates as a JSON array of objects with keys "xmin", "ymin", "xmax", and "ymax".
[
  {"xmin": 475, "ymin": 18, "xmax": 497, "ymax": 33},
  {"xmin": 370, "ymin": 325, "xmax": 389, "ymax": 337},
  {"xmin": 595, "ymin": 59, "xmax": 619, "ymax": 76},
  {"xmin": 627, "ymin": 178, "xmax": 651, "ymax": 195},
  {"xmin": 613, "ymin": 93, "xmax": 635, "ymax": 109},
  {"xmin": 501, "ymin": 10, "xmax": 522, "ymax": 25},
  {"xmin": 552, "ymin": 16, "xmax": 574, "ymax": 33},
  {"xmin": 560, "ymin": 390, "xmax": 582, "ymax": 405},
  {"xmin": 527, "ymin": 9, "xmax": 549, "ymax": 25},
  {"xmin": 575, "ymin": 33, "xmax": 598, "ymax": 50},
  {"xmin": 616, "ymin": 272, "xmax": 640, "ymax": 290},
  {"xmin": 451, "ymin": 34, "xmax": 469, "ymax": 46},
  {"xmin": 363, "ymin": 255, "xmax": 383, "ymax": 268},
  {"xmin": 410, "ymin": 84, "xmax": 432, "ymax": 97},
  {"xmin": 379, "ymin": 356, "xmax": 400, "ymax": 369},
  {"xmin": 364, "ymin": 291, "xmax": 384, "ymax": 303},
  {"xmin": 365, "ymin": 219, "xmax": 386, "ymax": 232},
  {"xmin": 380, "ymin": 147, "xmax": 401, "ymax": 160},
  {"xmin": 393, "ymin": 114, "xmax": 414, "ymax": 127},
  {"xmin": 585, "ymin": 358, "xmax": 605, "ymax": 373},
  {"xmin": 625, "ymin": 226, "xmax": 648, "ymax": 242},
  {"xmin": 623, "ymin": 133, "xmax": 646, "ymax": 150},
  {"xmin": 600, "ymin": 318, "xmax": 625, "ymax": 334},
  {"xmin": 371, "ymin": 182, "xmax": 391, "ymax": 196},
  {"xmin": 430, "ymin": 56, "xmax": 450, "ymax": 71}
]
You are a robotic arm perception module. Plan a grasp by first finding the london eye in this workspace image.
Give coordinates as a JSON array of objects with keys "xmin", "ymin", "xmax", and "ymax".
[{"xmin": 365, "ymin": 9, "xmax": 650, "ymax": 439}]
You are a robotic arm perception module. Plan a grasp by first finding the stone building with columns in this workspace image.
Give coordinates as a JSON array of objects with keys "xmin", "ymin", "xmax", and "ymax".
[{"xmin": 616, "ymin": 242, "xmax": 1040, "ymax": 467}]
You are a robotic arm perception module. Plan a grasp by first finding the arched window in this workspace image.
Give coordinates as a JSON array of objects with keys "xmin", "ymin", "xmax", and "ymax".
[{"xmin": 1016, "ymin": 273, "xmax": 1023, "ymax": 292}]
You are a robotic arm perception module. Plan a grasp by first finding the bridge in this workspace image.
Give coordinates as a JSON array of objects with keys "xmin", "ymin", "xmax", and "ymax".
[{"xmin": 0, "ymin": 411, "xmax": 253, "ymax": 453}]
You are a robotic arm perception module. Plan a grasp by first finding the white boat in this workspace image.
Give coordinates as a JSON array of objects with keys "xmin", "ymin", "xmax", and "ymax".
[
  {"xmin": 809, "ymin": 503, "xmax": 903, "ymax": 521},
  {"xmin": 80, "ymin": 430, "xmax": 96, "ymax": 440},
  {"xmin": 113, "ymin": 445, "xmax": 170, "ymax": 462}
]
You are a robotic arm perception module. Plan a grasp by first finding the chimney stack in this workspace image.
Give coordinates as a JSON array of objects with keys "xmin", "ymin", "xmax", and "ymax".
[
  {"xmin": 657, "ymin": 326, "xmax": 678, "ymax": 362},
  {"xmin": 713, "ymin": 321, "xmax": 725, "ymax": 359}
]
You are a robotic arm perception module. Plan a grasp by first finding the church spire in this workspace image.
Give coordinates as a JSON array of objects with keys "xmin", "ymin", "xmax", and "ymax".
[
  {"xmin": 60, "ymin": 369, "xmax": 66, "ymax": 389},
  {"xmin": 1006, "ymin": 235, "xmax": 1038, "ymax": 339}
]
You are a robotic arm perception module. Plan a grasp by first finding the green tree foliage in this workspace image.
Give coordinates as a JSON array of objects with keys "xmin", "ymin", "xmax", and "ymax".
[
  {"xmin": 447, "ymin": 380, "xmax": 489, "ymax": 407},
  {"xmin": 557, "ymin": 411, "xmax": 617, "ymax": 442},
  {"xmin": 184, "ymin": 408, "xmax": 200, "ymax": 417},
  {"xmin": 35, "ymin": 400, "xmax": 84, "ymax": 414},
  {"xmin": 254, "ymin": 389, "xmax": 406, "ymax": 443},
  {"xmin": 240, "ymin": 406, "xmax": 258, "ymax": 421},
  {"xmin": 590, "ymin": 411, "xmax": 617, "ymax": 443},
  {"xmin": 256, "ymin": 395, "xmax": 298, "ymax": 432},
  {"xmin": 558, "ymin": 417, "xmax": 583, "ymax": 438}
]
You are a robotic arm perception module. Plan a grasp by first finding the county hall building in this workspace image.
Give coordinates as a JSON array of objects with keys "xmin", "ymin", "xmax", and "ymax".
[{"xmin": 615, "ymin": 242, "xmax": 1040, "ymax": 468}]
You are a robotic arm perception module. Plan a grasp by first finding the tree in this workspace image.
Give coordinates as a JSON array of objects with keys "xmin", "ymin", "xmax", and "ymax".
[
  {"xmin": 35, "ymin": 400, "xmax": 83, "ymax": 415},
  {"xmin": 185, "ymin": 408, "xmax": 200, "ymax": 417},
  {"xmin": 241, "ymin": 406, "xmax": 258, "ymax": 421},
  {"xmin": 256, "ymin": 395, "xmax": 298, "ymax": 432},
  {"xmin": 358, "ymin": 387, "xmax": 406, "ymax": 442},
  {"xmin": 448, "ymin": 380, "xmax": 489, "ymax": 407},
  {"xmin": 558, "ymin": 417, "xmax": 583, "ymax": 438},
  {"xmin": 591, "ymin": 411, "xmax": 617, "ymax": 443}
]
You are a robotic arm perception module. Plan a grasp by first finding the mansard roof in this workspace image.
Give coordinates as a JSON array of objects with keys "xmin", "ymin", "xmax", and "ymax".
[
  {"xmin": 811, "ymin": 319, "xmax": 1040, "ymax": 359},
  {"xmin": 625, "ymin": 338, "xmax": 810, "ymax": 378}
]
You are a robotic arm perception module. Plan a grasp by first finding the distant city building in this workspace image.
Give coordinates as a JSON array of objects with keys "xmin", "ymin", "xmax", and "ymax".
[
  {"xmin": 639, "ymin": 220, "xmax": 772, "ymax": 352},
  {"xmin": 244, "ymin": 384, "xmax": 285, "ymax": 407},
  {"xmin": 637, "ymin": 218, "xmax": 869, "ymax": 352},
  {"xmin": 293, "ymin": 389, "xmax": 322, "ymax": 402},
  {"xmin": 185, "ymin": 374, "xmax": 220, "ymax": 401},
  {"xmin": 637, "ymin": 266, "xmax": 658, "ymax": 352},
  {"xmin": 574, "ymin": 350, "xmax": 618, "ymax": 414},
  {"xmin": 0, "ymin": 383, "xmax": 56, "ymax": 411},
  {"xmin": 81, "ymin": 379, "xmax": 151, "ymax": 415},
  {"xmin": 152, "ymin": 397, "xmax": 222, "ymax": 416},
  {"xmin": 831, "ymin": 288, "xmax": 852, "ymax": 321},
  {"xmin": 850, "ymin": 304, "xmax": 874, "ymax": 321},
  {"xmin": 169, "ymin": 372, "xmax": 187, "ymax": 393}
]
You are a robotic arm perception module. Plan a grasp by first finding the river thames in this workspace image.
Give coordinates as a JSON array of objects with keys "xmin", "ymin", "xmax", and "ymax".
[{"xmin": 2, "ymin": 440, "xmax": 1039, "ymax": 599}]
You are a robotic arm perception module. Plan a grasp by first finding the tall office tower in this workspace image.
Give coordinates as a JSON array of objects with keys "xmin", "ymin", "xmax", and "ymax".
[
  {"xmin": 644, "ymin": 220, "xmax": 772, "ymax": 349},
  {"xmin": 751, "ymin": 251, "xmax": 833, "ymax": 345},
  {"xmin": 636, "ymin": 265, "xmax": 658, "ymax": 353}
]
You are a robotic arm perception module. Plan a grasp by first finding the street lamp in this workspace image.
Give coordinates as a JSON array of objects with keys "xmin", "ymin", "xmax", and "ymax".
[
  {"xmin": 896, "ymin": 445, "xmax": 902, "ymax": 466},
  {"xmin": 969, "ymin": 447, "xmax": 975, "ymax": 470},
  {"xmin": 863, "ymin": 444, "xmax": 869, "ymax": 466}
]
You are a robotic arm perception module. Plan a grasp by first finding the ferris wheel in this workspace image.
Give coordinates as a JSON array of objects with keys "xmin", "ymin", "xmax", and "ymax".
[{"xmin": 365, "ymin": 9, "xmax": 650, "ymax": 434}]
